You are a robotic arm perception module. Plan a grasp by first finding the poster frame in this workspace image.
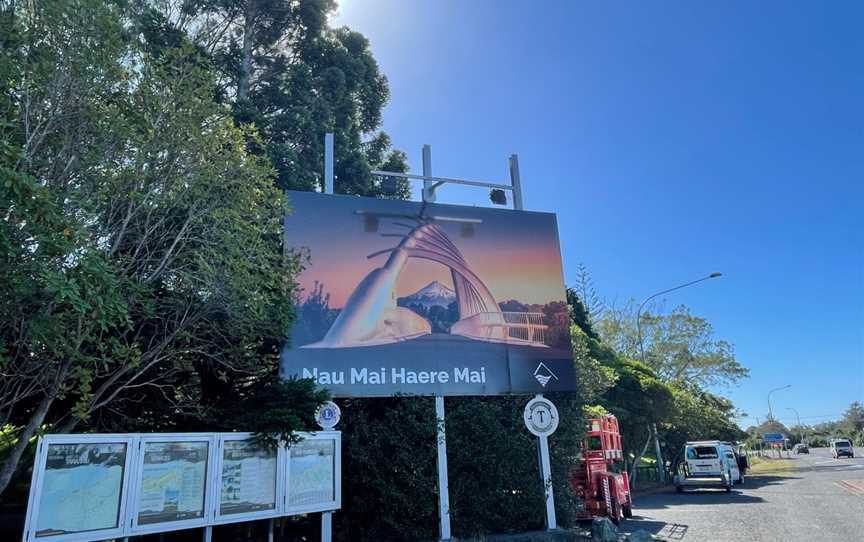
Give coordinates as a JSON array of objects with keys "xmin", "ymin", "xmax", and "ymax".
[
  {"xmin": 127, "ymin": 433, "xmax": 217, "ymax": 536},
  {"xmin": 285, "ymin": 431, "xmax": 342, "ymax": 516},
  {"xmin": 210, "ymin": 433, "xmax": 286, "ymax": 525},
  {"xmin": 22, "ymin": 434, "xmax": 136, "ymax": 542}
]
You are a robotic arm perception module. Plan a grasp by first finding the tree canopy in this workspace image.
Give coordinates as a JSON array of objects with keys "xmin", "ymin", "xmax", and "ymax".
[{"xmin": 597, "ymin": 302, "xmax": 749, "ymax": 388}]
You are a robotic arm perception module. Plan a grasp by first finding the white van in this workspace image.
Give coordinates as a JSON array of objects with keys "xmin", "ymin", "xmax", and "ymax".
[
  {"xmin": 830, "ymin": 439, "xmax": 854, "ymax": 458},
  {"xmin": 674, "ymin": 440, "xmax": 742, "ymax": 492}
]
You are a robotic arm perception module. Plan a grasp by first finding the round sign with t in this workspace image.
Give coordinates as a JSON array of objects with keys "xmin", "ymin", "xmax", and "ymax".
[{"xmin": 523, "ymin": 396, "xmax": 560, "ymax": 437}]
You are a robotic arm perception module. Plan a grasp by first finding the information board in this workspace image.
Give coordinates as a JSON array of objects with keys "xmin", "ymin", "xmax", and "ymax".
[
  {"xmin": 23, "ymin": 432, "xmax": 340, "ymax": 542},
  {"xmin": 35, "ymin": 443, "xmax": 127, "ymax": 537},
  {"xmin": 136, "ymin": 440, "xmax": 209, "ymax": 525},
  {"xmin": 218, "ymin": 440, "xmax": 278, "ymax": 516},
  {"xmin": 287, "ymin": 439, "xmax": 336, "ymax": 511}
]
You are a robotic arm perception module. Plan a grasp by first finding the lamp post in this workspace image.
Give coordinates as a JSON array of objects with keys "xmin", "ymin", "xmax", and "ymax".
[
  {"xmin": 767, "ymin": 385, "xmax": 791, "ymax": 422},
  {"xmin": 787, "ymin": 407, "xmax": 804, "ymax": 445},
  {"xmin": 635, "ymin": 272, "xmax": 722, "ymax": 483}
]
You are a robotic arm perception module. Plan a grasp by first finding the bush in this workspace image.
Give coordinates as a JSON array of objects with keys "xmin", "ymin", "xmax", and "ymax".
[{"xmin": 334, "ymin": 394, "xmax": 585, "ymax": 541}]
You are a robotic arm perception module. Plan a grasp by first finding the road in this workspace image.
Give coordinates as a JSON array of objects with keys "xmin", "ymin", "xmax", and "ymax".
[{"xmin": 621, "ymin": 447, "xmax": 864, "ymax": 541}]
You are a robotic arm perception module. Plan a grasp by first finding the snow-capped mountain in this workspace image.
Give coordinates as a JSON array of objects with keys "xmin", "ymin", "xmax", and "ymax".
[{"xmin": 397, "ymin": 281, "xmax": 456, "ymax": 310}]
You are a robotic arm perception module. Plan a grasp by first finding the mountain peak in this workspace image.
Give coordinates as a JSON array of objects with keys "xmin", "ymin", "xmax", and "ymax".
[{"xmin": 398, "ymin": 281, "xmax": 456, "ymax": 309}]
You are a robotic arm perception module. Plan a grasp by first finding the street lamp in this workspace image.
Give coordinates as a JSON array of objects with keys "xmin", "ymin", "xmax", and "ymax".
[
  {"xmin": 636, "ymin": 272, "xmax": 723, "ymax": 364},
  {"xmin": 767, "ymin": 385, "xmax": 791, "ymax": 422},
  {"xmin": 635, "ymin": 272, "xmax": 722, "ymax": 484},
  {"xmin": 787, "ymin": 407, "xmax": 804, "ymax": 445}
]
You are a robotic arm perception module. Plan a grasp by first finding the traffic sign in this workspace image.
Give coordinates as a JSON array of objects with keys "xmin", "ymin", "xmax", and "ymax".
[
  {"xmin": 763, "ymin": 432, "xmax": 785, "ymax": 442},
  {"xmin": 523, "ymin": 397, "xmax": 560, "ymax": 437}
]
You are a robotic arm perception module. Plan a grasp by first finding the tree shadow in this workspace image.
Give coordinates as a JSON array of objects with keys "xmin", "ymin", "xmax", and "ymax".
[
  {"xmin": 620, "ymin": 518, "xmax": 689, "ymax": 540},
  {"xmin": 737, "ymin": 473, "xmax": 797, "ymax": 489},
  {"xmin": 633, "ymin": 487, "xmax": 767, "ymax": 510}
]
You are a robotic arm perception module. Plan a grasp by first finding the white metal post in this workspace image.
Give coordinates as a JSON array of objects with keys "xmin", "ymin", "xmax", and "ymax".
[
  {"xmin": 422, "ymin": 144, "xmax": 435, "ymax": 202},
  {"xmin": 268, "ymin": 518, "xmax": 274, "ymax": 542},
  {"xmin": 325, "ymin": 133, "xmax": 334, "ymax": 195},
  {"xmin": 435, "ymin": 395, "xmax": 452, "ymax": 540},
  {"xmin": 509, "ymin": 154, "xmax": 523, "ymax": 211},
  {"xmin": 203, "ymin": 526, "xmax": 212, "ymax": 542},
  {"xmin": 534, "ymin": 395, "xmax": 557, "ymax": 530},
  {"xmin": 321, "ymin": 511, "xmax": 333, "ymax": 542}
]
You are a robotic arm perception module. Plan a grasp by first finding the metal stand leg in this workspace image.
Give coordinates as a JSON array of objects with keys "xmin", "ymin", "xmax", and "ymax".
[
  {"xmin": 321, "ymin": 511, "xmax": 333, "ymax": 542},
  {"xmin": 268, "ymin": 518, "xmax": 274, "ymax": 542},
  {"xmin": 203, "ymin": 526, "xmax": 212, "ymax": 542},
  {"xmin": 535, "ymin": 394, "xmax": 557, "ymax": 530},
  {"xmin": 435, "ymin": 395, "xmax": 452, "ymax": 540}
]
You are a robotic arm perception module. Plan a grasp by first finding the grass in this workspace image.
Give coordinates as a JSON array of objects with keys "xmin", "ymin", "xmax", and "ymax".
[{"xmin": 748, "ymin": 455, "xmax": 797, "ymax": 475}]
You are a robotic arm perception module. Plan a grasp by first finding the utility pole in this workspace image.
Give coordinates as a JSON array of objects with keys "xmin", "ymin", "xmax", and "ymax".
[{"xmin": 787, "ymin": 407, "xmax": 804, "ymax": 445}]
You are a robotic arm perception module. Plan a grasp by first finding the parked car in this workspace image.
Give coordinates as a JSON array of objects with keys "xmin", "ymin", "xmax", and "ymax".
[
  {"xmin": 674, "ymin": 441, "xmax": 742, "ymax": 492},
  {"xmin": 793, "ymin": 443, "xmax": 809, "ymax": 454},
  {"xmin": 831, "ymin": 439, "xmax": 854, "ymax": 458}
]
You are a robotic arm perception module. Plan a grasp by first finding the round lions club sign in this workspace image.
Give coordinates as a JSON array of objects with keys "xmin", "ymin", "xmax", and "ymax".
[{"xmin": 315, "ymin": 401, "xmax": 341, "ymax": 430}]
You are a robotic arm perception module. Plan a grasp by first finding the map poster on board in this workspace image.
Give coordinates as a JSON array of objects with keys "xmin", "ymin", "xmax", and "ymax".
[
  {"xmin": 288, "ymin": 439, "xmax": 335, "ymax": 508},
  {"xmin": 137, "ymin": 441, "xmax": 208, "ymax": 525},
  {"xmin": 35, "ymin": 443, "xmax": 127, "ymax": 537},
  {"xmin": 219, "ymin": 440, "xmax": 277, "ymax": 515}
]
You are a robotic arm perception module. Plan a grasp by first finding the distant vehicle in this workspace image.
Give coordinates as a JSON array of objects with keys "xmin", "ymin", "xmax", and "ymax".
[
  {"xmin": 830, "ymin": 439, "xmax": 854, "ymax": 458},
  {"xmin": 674, "ymin": 441, "xmax": 741, "ymax": 492},
  {"xmin": 793, "ymin": 443, "xmax": 809, "ymax": 454}
]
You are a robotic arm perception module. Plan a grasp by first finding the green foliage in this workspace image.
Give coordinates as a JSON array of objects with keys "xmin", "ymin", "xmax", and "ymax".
[
  {"xmin": 568, "ymin": 285, "xmax": 747, "ymax": 482},
  {"xmin": 219, "ymin": 376, "xmax": 330, "ymax": 449},
  {"xmin": 166, "ymin": 0, "xmax": 410, "ymax": 196},
  {"xmin": 0, "ymin": 0, "xmax": 322, "ymax": 496},
  {"xmin": 333, "ymin": 394, "xmax": 586, "ymax": 541},
  {"xmin": 662, "ymin": 385, "xmax": 746, "ymax": 467},
  {"xmin": 597, "ymin": 302, "xmax": 749, "ymax": 388}
]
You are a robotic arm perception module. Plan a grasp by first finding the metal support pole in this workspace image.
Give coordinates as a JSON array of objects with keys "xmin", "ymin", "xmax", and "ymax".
[
  {"xmin": 203, "ymin": 526, "xmax": 212, "ymax": 542},
  {"xmin": 535, "ymin": 394, "xmax": 557, "ymax": 530},
  {"xmin": 652, "ymin": 423, "xmax": 665, "ymax": 483},
  {"xmin": 322, "ymin": 511, "xmax": 333, "ymax": 542},
  {"xmin": 268, "ymin": 518, "xmax": 274, "ymax": 542},
  {"xmin": 509, "ymin": 154, "xmax": 523, "ymax": 210},
  {"xmin": 422, "ymin": 144, "xmax": 435, "ymax": 202},
  {"xmin": 435, "ymin": 395, "xmax": 452, "ymax": 540},
  {"xmin": 324, "ymin": 133, "xmax": 334, "ymax": 195}
]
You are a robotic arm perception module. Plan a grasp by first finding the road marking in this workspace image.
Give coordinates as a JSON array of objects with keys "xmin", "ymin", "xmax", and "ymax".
[{"xmin": 835, "ymin": 480, "xmax": 864, "ymax": 496}]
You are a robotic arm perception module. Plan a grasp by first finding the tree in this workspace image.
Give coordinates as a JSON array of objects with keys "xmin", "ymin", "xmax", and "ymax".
[
  {"xmin": 0, "ymin": 1, "xmax": 321, "ymax": 496},
  {"xmin": 662, "ymin": 385, "xmax": 746, "ymax": 469},
  {"xmin": 597, "ymin": 302, "xmax": 749, "ymax": 388},
  {"xmin": 840, "ymin": 401, "xmax": 864, "ymax": 435},
  {"xmin": 155, "ymin": 0, "xmax": 410, "ymax": 196},
  {"xmin": 572, "ymin": 263, "xmax": 605, "ymax": 325}
]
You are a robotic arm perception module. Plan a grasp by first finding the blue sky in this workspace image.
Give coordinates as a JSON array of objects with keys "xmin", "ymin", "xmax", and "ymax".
[{"xmin": 332, "ymin": 1, "xmax": 864, "ymax": 428}]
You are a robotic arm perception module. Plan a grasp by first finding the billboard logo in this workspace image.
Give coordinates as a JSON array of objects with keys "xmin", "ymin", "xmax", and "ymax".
[{"xmin": 533, "ymin": 362, "xmax": 559, "ymax": 387}]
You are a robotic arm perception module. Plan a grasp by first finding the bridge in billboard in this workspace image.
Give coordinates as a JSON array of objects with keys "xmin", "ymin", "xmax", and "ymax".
[{"xmin": 281, "ymin": 191, "xmax": 576, "ymax": 397}]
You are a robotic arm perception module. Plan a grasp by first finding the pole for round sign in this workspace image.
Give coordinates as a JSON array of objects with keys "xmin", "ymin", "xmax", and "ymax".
[{"xmin": 524, "ymin": 394, "xmax": 558, "ymax": 530}]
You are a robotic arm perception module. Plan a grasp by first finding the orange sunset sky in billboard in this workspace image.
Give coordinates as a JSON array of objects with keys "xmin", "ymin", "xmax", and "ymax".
[{"xmin": 285, "ymin": 192, "xmax": 567, "ymax": 309}]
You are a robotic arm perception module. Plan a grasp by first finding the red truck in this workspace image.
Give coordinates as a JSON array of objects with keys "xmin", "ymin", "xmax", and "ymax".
[{"xmin": 570, "ymin": 414, "xmax": 633, "ymax": 524}]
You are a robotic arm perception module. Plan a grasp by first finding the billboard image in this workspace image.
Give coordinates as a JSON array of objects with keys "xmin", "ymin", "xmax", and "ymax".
[{"xmin": 281, "ymin": 191, "xmax": 575, "ymax": 396}]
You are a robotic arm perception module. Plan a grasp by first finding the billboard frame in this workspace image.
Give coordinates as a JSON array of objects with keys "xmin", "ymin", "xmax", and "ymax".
[{"xmin": 22, "ymin": 434, "xmax": 137, "ymax": 542}]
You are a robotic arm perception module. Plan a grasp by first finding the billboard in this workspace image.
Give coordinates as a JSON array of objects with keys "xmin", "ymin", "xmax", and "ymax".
[{"xmin": 280, "ymin": 191, "xmax": 575, "ymax": 396}]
